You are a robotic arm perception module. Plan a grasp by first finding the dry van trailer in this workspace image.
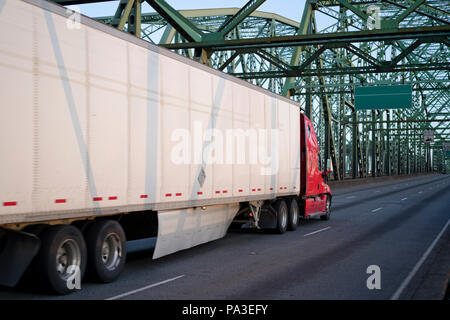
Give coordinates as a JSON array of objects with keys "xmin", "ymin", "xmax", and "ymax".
[{"xmin": 0, "ymin": 0, "xmax": 331, "ymax": 294}]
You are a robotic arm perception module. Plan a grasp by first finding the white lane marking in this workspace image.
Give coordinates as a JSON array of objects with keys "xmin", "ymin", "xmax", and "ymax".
[
  {"xmin": 418, "ymin": 191, "xmax": 423, "ymax": 194},
  {"xmin": 401, "ymin": 198, "xmax": 408, "ymax": 201},
  {"xmin": 105, "ymin": 275, "xmax": 185, "ymax": 300},
  {"xmin": 375, "ymin": 190, "xmax": 381, "ymax": 193},
  {"xmin": 391, "ymin": 218, "xmax": 450, "ymax": 300},
  {"xmin": 346, "ymin": 195, "xmax": 356, "ymax": 199},
  {"xmin": 371, "ymin": 207, "xmax": 383, "ymax": 213},
  {"xmin": 304, "ymin": 226, "xmax": 331, "ymax": 237}
]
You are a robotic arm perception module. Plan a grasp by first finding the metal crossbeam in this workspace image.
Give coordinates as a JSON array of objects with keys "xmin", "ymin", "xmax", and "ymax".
[
  {"xmin": 145, "ymin": 0, "xmax": 203, "ymax": 42},
  {"xmin": 162, "ymin": 25, "xmax": 450, "ymax": 50},
  {"xmin": 217, "ymin": 0, "xmax": 266, "ymax": 37}
]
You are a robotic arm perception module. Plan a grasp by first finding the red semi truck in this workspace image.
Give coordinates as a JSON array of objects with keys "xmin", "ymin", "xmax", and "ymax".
[{"xmin": 0, "ymin": 0, "xmax": 332, "ymax": 294}]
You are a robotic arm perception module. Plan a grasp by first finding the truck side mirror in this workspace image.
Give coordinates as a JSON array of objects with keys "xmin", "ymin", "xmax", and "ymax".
[
  {"xmin": 322, "ymin": 170, "xmax": 332, "ymax": 178},
  {"xmin": 322, "ymin": 159, "xmax": 333, "ymax": 179}
]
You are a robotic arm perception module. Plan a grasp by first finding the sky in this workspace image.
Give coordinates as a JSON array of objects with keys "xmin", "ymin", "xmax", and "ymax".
[
  {"xmin": 68, "ymin": 0, "xmax": 308, "ymax": 24},
  {"xmin": 67, "ymin": 0, "xmax": 338, "ymax": 37}
]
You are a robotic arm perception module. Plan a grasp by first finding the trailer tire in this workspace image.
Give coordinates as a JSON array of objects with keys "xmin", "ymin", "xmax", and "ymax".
[
  {"xmin": 320, "ymin": 196, "xmax": 331, "ymax": 221},
  {"xmin": 33, "ymin": 225, "xmax": 87, "ymax": 295},
  {"xmin": 85, "ymin": 220, "xmax": 126, "ymax": 283},
  {"xmin": 273, "ymin": 199, "xmax": 288, "ymax": 234},
  {"xmin": 287, "ymin": 199, "xmax": 299, "ymax": 231}
]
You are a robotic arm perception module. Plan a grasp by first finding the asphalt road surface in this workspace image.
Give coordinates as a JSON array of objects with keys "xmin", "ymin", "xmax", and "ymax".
[{"xmin": 1, "ymin": 174, "xmax": 449, "ymax": 300}]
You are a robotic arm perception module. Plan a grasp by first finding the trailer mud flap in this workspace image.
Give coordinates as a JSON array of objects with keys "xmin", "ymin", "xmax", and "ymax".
[
  {"xmin": 0, "ymin": 229, "xmax": 40, "ymax": 287},
  {"xmin": 153, "ymin": 204, "xmax": 239, "ymax": 259}
]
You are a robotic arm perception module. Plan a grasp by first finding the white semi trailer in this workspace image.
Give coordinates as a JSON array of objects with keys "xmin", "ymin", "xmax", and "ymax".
[{"xmin": 0, "ymin": 0, "xmax": 332, "ymax": 294}]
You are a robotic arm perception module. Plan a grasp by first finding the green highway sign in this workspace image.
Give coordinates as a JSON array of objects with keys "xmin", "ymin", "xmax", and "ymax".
[{"xmin": 355, "ymin": 85, "xmax": 412, "ymax": 110}]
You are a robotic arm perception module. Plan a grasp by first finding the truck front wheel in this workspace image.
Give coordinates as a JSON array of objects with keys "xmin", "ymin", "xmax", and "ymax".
[
  {"xmin": 85, "ymin": 220, "xmax": 126, "ymax": 283},
  {"xmin": 33, "ymin": 225, "xmax": 87, "ymax": 294}
]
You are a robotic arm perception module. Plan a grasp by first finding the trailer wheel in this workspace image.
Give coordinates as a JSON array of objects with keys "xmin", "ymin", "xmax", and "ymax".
[
  {"xmin": 85, "ymin": 220, "xmax": 126, "ymax": 283},
  {"xmin": 34, "ymin": 225, "xmax": 86, "ymax": 295},
  {"xmin": 320, "ymin": 196, "xmax": 331, "ymax": 221},
  {"xmin": 273, "ymin": 199, "xmax": 288, "ymax": 234},
  {"xmin": 287, "ymin": 199, "xmax": 299, "ymax": 231}
]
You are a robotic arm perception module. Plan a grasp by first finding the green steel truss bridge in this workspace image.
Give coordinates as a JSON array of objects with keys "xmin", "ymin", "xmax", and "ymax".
[{"xmin": 52, "ymin": 0, "xmax": 450, "ymax": 180}]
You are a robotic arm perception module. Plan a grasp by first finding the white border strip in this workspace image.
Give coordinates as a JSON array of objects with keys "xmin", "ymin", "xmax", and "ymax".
[{"xmin": 391, "ymin": 218, "xmax": 450, "ymax": 300}]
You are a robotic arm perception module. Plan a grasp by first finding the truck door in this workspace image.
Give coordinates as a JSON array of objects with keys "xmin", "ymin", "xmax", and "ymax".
[
  {"xmin": 301, "ymin": 114, "xmax": 319, "ymax": 196},
  {"xmin": 300, "ymin": 115, "xmax": 307, "ymax": 194},
  {"xmin": 301, "ymin": 114, "xmax": 327, "ymax": 214},
  {"xmin": 305, "ymin": 120, "xmax": 320, "ymax": 196}
]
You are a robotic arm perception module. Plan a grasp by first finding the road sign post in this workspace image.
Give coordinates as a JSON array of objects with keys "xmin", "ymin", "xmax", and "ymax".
[{"xmin": 423, "ymin": 130, "xmax": 434, "ymax": 143}]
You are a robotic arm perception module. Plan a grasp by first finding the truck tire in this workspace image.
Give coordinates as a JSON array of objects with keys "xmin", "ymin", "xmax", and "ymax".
[
  {"xmin": 320, "ymin": 195, "xmax": 331, "ymax": 221},
  {"xmin": 33, "ymin": 225, "xmax": 87, "ymax": 295},
  {"xmin": 85, "ymin": 220, "xmax": 126, "ymax": 283},
  {"xmin": 287, "ymin": 199, "xmax": 299, "ymax": 231},
  {"xmin": 273, "ymin": 199, "xmax": 288, "ymax": 234}
]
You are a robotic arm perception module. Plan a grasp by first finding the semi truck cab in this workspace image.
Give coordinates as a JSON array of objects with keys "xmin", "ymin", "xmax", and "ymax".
[{"xmin": 300, "ymin": 114, "xmax": 332, "ymax": 219}]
